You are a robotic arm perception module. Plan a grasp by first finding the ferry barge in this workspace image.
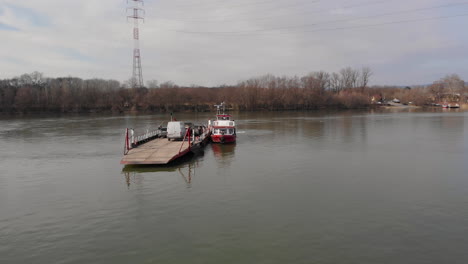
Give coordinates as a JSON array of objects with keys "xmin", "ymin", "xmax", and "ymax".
[{"xmin": 120, "ymin": 120, "xmax": 211, "ymax": 165}]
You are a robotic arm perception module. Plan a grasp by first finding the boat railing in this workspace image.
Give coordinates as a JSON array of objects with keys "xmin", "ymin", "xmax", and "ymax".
[
  {"xmin": 123, "ymin": 128, "xmax": 162, "ymax": 155},
  {"xmin": 124, "ymin": 124, "xmax": 211, "ymax": 156},
  {"xmin": 213, "ymin": 120, "xmax": 235, "ymax": 127},
  {"xmin": 193, "ymin": 126, "xmax": 210, "ymax": 144},
  {"xmin": 178, "ymin": 128, "xmax": 193, "ymax": 154}
]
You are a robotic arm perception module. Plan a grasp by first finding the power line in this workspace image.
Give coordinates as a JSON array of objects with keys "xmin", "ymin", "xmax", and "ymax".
[
  {"xmin": 158, "ymin": 0, "xmax": 320, "ymax": 22},
  {"xmin": 301, "ymin": 13, "xmax": 468, "ymax": 34},
  {"xmin": 160, "ymin": 0, "xmax": 384, "ymax": 23},
  {"xmin": 320, "ymin": 2, "xmax": 468, "ymax": 28},
  {"xmin": 172, "ymin": 2, "xmax": 468, "ymax": 35},
  {"xmin": 173, "ymin": 12, "xmax": 468, "ymax": 36},
  {"xmin": 226, "ymin": 0, "xmax": 319, "ymax": 9},
  {"xmin": 170, "ymin": 0, "xmax": 306, "ymax": 9}
]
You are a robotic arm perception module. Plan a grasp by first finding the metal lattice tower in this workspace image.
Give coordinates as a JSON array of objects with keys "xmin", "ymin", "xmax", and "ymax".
[{"xmin": 127, "ymin": 0, "xmax": 145, "ymax": 88}]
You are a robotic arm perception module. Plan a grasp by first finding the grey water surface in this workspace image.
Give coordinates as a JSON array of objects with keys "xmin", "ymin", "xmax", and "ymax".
[{"xmin": 1, "ymin": 109, "xmax": 467, "ymax": 264}]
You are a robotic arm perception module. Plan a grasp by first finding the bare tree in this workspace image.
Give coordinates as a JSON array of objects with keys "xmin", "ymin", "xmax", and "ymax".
[
  {"xmin": 330, "ymin": 72, "xmax": 341, "ymax": 92},
  {"xmin": 359, "ymin": 67, "xmax": 372, "ymax": 88},
  {"xmin": 441, "ymin": 74, "xmax": 464, "ymax": 94},
  {"xmin": 339, "ymin": 67, "xmax": 356, "ymax": 89}
]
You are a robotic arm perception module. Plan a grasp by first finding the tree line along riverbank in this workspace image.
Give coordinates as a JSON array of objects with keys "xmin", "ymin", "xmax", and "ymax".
[{"xmin": 0, "ymin": 69, "xmax": 466, "ymax": 114}]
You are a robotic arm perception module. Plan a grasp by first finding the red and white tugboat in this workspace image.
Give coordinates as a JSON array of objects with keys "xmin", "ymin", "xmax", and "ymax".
[{"xmin": 210, "ymin": 102, "xmax": 236, "ymax": 143}]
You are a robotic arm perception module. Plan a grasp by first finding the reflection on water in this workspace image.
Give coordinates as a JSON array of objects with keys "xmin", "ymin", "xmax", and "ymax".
[
  {"xmin": 178, "ymin": 163, "xmax": 195, "ymax": 187},
  {"xmin": 211, "ymin": 143, "xmax": 236, "ymax": 159},
  {"xmin": 121, "ymin": 143, "xmax": 238, "ymax": 188},
  {"xmin": 122, "ymin": 155, "xmax": 200, "ymax": 188}
]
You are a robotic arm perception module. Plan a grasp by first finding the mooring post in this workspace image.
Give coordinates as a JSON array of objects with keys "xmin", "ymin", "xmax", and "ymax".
[
  {"xmin": 124, "ymin": 128, "xmax": 129, "ymax": 154},
  {"xmin": 188, "ymin": 129, "xmax": 191, "ymax": 150}
]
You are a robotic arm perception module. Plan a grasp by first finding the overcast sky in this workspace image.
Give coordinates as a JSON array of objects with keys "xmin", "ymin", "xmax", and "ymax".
[{"xmin": 1, "ymin": 0, "xmax": 467, "ymax": 86}]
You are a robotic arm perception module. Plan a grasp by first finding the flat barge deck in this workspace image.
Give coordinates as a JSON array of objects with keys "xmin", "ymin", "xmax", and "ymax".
[{"xmin": 120, "ymin": 126, "xmax": 210, "ymax": 165}]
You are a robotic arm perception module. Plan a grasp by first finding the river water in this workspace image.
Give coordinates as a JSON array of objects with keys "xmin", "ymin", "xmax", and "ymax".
[{"xmin": 1, "ymin": 109, "xmax": 467, "ymax": 263}]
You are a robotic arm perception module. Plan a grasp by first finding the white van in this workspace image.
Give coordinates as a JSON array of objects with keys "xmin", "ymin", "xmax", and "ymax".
[{"xmin": 167, "ymin": 121, "xmax": 192, "ymax": 140}]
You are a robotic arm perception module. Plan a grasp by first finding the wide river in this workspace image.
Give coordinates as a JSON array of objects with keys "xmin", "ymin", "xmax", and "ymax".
[{"xmin": 1, "ymin": 109, "xmax": 467, "ymax": 263}]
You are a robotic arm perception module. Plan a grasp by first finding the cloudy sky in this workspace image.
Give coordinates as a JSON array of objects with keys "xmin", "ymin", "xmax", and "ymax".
[{"xmin": 1, "ymin": 0, "xmax": 467, "ymax": 86}]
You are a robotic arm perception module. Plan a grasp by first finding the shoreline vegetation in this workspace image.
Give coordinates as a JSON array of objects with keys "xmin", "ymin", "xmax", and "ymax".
[{"xmin": 1, "ymin": 69, "xmax": 466, "ymax": 114}]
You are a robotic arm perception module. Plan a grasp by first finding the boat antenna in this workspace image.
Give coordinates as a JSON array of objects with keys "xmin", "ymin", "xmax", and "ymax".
[{"xmin": 214, "ymin": 103, "xmax": 224, "ymax": 115}]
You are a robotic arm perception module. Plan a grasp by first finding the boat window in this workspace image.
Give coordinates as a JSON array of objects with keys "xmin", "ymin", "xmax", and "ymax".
[{"xmin": 228, "ymin": 129, "xmax": 234, "ymax": 134}]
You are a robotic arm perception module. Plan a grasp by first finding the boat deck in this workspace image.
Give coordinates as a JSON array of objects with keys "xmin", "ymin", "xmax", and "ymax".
[{"xmin": 120, "ymin": 138, "xmax": 192, "ymax": 165}]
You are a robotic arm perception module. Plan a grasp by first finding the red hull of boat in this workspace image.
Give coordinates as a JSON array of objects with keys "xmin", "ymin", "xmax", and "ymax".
[{"xmin": 211, "ymin": 134, "xmax": 236, "ymax": 143}]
